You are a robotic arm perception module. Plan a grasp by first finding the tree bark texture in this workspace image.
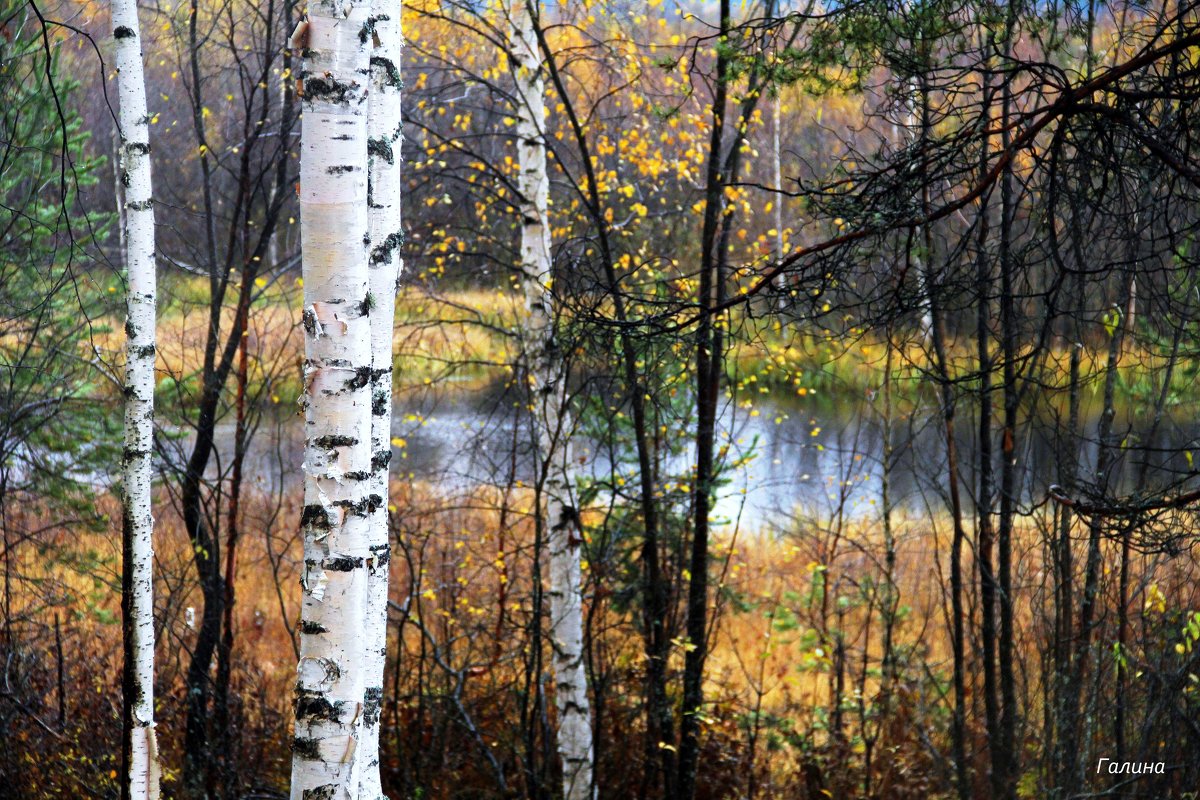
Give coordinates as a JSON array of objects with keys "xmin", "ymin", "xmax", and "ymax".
[
  {"xmin": 508, "ymin": 3, "xmax": 594, "ymax": 798},
  {"xmin": 291, "ymin": 3, "xmax": 374, "ymax": 797},
  {"xmin": 113, "ymin": 1, "xmax": 161, "ymax": 796},
  {"xmin": 359, "ymin": 0, "xmax": 403, "ymax": 795}
]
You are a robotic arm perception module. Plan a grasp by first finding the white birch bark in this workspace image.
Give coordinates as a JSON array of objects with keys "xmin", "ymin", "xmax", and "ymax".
[
  {"xmin": 771, "ymin": 95, "xmax": 786, "ymax": 306},
  {"xmin": 291, "ymin": 3, "xmax": 374, "ymax": 798},
  {"xmin": 902, "ymin": 77, "xmax": 934, "ymax": 344},
  {"xmin": 359, "ymin": 1, "xmax": 403, "ymax": 796},
  {"xmin": 507, "ymin": 2, "xmax": 594, "ymax": 798},
  {"xmin": 772, "ymin": 97, "xmax": 784, "ymax": 264},
  {"xmin": 113, "ymin": 0, "xmax": 161, "ymax": 796}
]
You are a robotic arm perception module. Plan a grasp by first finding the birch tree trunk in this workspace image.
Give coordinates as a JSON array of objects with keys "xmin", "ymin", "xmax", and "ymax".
[
  {"xmin": 291, "ymin": 4, "xmax": 374, "ymax": 798},
  {"xmin": 507, "ymin": 3, "xmax": 594, "ymax": 798},
  {"xmin": 772, "ymin": 95, "xmax": 784, "ymax": 307},
  {"xmin": 113, "ymin": 1, "xmax": 161, "ymax": 796},
  {"xmin": 359, "ymin": 1, "xmax": 403, "ymax": 796}
]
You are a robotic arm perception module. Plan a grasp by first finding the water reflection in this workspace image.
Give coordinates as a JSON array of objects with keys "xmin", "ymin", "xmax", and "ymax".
[{"xmin": 213, "ymin": 382, "xmax": 1200, "ymax": 532}]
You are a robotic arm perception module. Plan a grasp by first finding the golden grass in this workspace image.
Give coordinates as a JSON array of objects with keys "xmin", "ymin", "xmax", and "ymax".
[
  {"xmin": 78, "ymin": 279, "xmax": 1197, "ymax": 414},
  {"xmin": 9, "ymin": 472, "xmax": 1200, "ymax": 798}
]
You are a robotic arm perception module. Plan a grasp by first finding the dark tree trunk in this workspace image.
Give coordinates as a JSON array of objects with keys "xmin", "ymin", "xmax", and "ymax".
[
  {"xmin": 967, "ymin": 56, "xmax": 994, "ymax": 800},
  {"xmin": 997, "ymin": 12, "xmax": 1019, "ymax": 792},
  {"xmin": 212, "ymin": 305, "xmax": 248, "ymax": 798}
]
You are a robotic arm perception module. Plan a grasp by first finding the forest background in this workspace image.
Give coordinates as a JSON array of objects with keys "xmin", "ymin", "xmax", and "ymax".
[{"xmin": 3, "ymin": 0, "xmax": 1200, "ymax": 798}]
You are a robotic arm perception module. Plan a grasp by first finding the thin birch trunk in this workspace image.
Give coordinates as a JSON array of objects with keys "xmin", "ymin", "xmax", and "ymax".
[
  {"xmin": 772, "ymin": 95, "xmax": 785, "ymax": 308},
  {"xmin": 534, "ymin": 26, "xmax": 672, "ymax": 795},
  {"xmin": 359, "ymin": 1, "xmax": 404, "ymax": 796},
  {"xmin": 508, "ymin": 2, "xmax": 593, "ymax": 798},
  {"xmin": 903, "ymin": 76, "xmax": 934, "ymax": 345},
  {"xmin": 291, "ymin": 4, "xmax": 374, "ymax": 798},
  {"xmin": 113, "ymin": 1, "xmax": 161, "ymax": 796}
]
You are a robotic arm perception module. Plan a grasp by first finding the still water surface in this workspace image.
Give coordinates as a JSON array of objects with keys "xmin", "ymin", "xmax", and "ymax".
[{"xmin": 217, "ymin": 383, "xmax": 1200, "ymax": 531}]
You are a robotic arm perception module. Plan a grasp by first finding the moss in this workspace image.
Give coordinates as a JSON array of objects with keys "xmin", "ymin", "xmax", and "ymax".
[
  {"xmin": 369, "ymin": 56, "xmax": 401, "ymax": 89},
  {"xmin": 372, "ymin": 388, "xmax": 389, "ymax": 416},
  {"xmin": 369, "ymin": 231, "xmax": 404, "ymax": 265},
  {"xmin": 367, "ymin": 136, "xmax": 394, "ymax": 165},
  {"xmin": 362, "ymin": 686, "xmax": 383, "ymax": 726}
]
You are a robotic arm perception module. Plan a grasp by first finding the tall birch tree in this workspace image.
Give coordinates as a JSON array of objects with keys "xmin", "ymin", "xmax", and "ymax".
[
  {"xmin": 290, "ymin": 2, "xmax": 374, "ymax": 797},
  {"xmin": 507, "ymin": 2, "xmax": 594, "ymax": 798},
  {"xmin": 112, "ymin": 0, "xmax": 161, "ymax": 796},
  {"xmin": 360, "ymin": 0, "xmax": 403, "ymax": 796}
]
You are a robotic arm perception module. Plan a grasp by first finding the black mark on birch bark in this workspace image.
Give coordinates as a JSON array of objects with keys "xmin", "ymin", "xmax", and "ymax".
[
  {"xmin": 313, "ymin": 435, "xmax": 357, "ymax": 448},
  {"xmin": 367, "ymin": 137, "xmax": 393, "ymax": 165},
  {"xmin": 369, "ymin": 56, "xmax": 401, "ymax": 89},
  {"xmin": 344, "ymin": 366, "xmax": 371, "ymax": 390},
  {"xmin": 295, "ymin": 692, "xmax": 346, "ymax": 722},
  {"xmin": 301, "ymin": 504, "xmax": 333, "ymax": 530},
  {"xmin": 372, "ymin": 389, "xmax": 388, "ymax": 416},
  {"xmin": 292, "ymin": 737, "xmax": 322, "ymax": 760},
  {"xmin": 370, "ymin": 543, "xmax": 390, "ymax": 567},
  {"xmin": 362, "ymin": 686, "xmax": 383, "ymax": 726},
  {"xmin": 370, "ymin": 231, "xmax": 403, "ymax": 264},
  {"xmin": 301, "ymin": 75, "xmax": 360, "ymax": 104},
  {"xmin": 324, "ymin": 555, "xmax": 364, "ymax": 571}
]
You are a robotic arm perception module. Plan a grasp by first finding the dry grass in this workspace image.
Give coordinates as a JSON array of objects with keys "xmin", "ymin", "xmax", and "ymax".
[{"xmin": 7, "ymin": 476, "xmax": 1200, "ymax": 798}]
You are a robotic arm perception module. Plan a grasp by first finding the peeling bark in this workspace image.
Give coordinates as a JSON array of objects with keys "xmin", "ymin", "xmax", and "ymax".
[
  {"xmin": 113, "ymin": 0, "xmax": 161, "ymax": 796},
  {"xmin": 507, "ymin": 3, "xmax": 594, "ymax": 799},
  {"xmin": 358, "ymin": 0, "xmax": 403, "ymax": 797},
  {"xmin": 291, "ymin": 3, "xmax": 374, "ymax": 798}
]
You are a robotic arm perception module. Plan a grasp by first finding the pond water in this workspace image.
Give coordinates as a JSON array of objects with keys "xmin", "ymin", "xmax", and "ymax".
[{"xmin": 217, "ymin": 380, "xmax": 1200, "ymax": 532}]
